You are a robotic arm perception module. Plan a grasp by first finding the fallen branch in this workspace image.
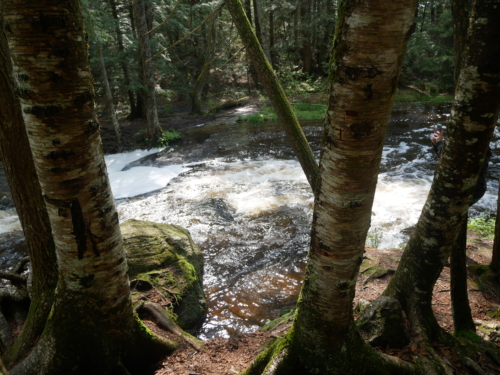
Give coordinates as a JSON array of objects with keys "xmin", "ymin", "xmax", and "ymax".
[
  {"xmin": 136, "ymin": 301, "xmax": 203, "ymax": 351},
  {"xmin": 406, "ymin": 85, "xmax": 431, "ymax": 97}
]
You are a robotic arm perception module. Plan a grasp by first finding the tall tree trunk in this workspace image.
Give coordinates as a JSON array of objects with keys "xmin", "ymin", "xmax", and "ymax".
[
  {"xmin": 2, "ymin": 1, "xmax": 175, "ymax": 373},
  {"xmin": 235, "ymin": 0, "xmax": 419, "ymax": 372},
  {"xmin": 269, "ymin": 0, "xmax": 277, "ymax": 69},
  {"xmin": 0, "ymin": 15, "xmax": 58, "ymax": 366},
  {"xmin": 226, "ymin": 0, "xmax": 319, "ymax": 192},
  {"xmin": 253, "ymin": 0, "xmax": 271, "ymax": 62},
  {"xmin": 98, "ymin": 43, "xmax": 122, "ymax": 153},
  {"xmin": 449, "ymin": 0, "xmax": 474, "ymax": 334},
  {"xmin": 420, "ymin": 4, "xmax": 427, "ymax": 32},
  {"xmin": 109, "ymin": 0, "xmax": 138, "ymax": 119},
  {"xmin": 191, "ymin": 13, "xmax": 217, "ymax": 114},
  {"xmin": 490, "ymin": 176, "xmax": 500, "ymax": 273},
  {"xmin": 299, "ymin": 0, "xmax": 312, "ymax": 74},
  {"xmin": 244, "ymin": 0, "xmax": 259, "ymax": 87},
  {"xmin": 384, "ymin": 0, "xmax": 500, "ymax": 342},
  {"xmin": 451, "ymin": 0, "xmax": 470, "ymax": 86},
  {"xmin": 450, "ymin": 214, "xmax": 476, "ymax": 332},
  {"xmin": 134, "ymin": 0, "xmax": 161, "ymax": 146}
]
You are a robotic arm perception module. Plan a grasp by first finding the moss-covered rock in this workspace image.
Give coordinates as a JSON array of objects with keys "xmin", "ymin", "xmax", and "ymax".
[
  {"xmin": 121, "ymin": 219, "xmax": 206, "ymax": 331},
  {"xmin": 356, "ymin": 296, "xmax": 410, "ymax": 349}
]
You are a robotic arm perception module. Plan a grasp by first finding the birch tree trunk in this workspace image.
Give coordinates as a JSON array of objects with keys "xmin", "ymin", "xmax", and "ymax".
[
  {"xmin": 385, "ymin": 0, "xmax": 500, "ymax": 341},
  {"xmin": 241, "ymin": 0, "xmax": 419, "ymax": 372},
  {"xmin": 98, "ymin": 42, "xmax": 123, "ymax": 153},
  {"xmin": 0, "ymin": 15, "xmax": 58, "ymax": 366},
  {"xmin": 2, "ymin": 1, "xmax": 175, "ymax": 373},
  {"xmin": 134, "ymin": 0, "xmax": 161, "ymax": 146}
]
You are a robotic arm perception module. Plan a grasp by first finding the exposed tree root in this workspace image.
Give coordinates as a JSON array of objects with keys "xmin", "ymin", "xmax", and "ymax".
[
  {"xmin": 13, "ymin": 257, "xmax": 29, "ymax": 275},
  {"xmin": 0, "ymin": 288, "xmax": 29, "ymax": 352},
  {"xmin": 0, "ymin": 272, "xmax": 27, "ymax": 285},
  {"xmin": 136, "ymin": 301, "xmax": 203, "ymax": 351},
  {"xmin": 242, "ymin": 327, "xmax": 422, "ymax": 375},
  {"xmin": 463, "ymin": 357, "xmax": 488, "ymax": 375}
]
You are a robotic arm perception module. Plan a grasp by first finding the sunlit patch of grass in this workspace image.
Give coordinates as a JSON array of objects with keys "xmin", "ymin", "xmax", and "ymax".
[{"xmin": 240, "ymin": 102, "xmax": 325, "ymax": 123}]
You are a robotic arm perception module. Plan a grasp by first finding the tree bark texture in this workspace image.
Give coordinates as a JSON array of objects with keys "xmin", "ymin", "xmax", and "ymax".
[
  {"xmin": 109, "ymin": 0, "xmax": 138, "ymax": 119},
  {"xmin": 450, "ymin": 214, "xmax": 476, "ymax": 332},
  {"xmin": 385, "ymin": 0, "xmax": 500, "ymax": 341},
  {"xmin": 98, "ymin": 43, "xmax": 123, "ymax": 152},
  {"xmin": 243, "ymin": 1, "xmax": 419, "ymax": 373},
  {"xmin": 288, "ymin": 0, "xmax": 418, "ymax": 372},
  {"xmin": 0, "ymin": 14, "xmax": 58, "ymax": 366},
  {"xmin": 451, "ymin": 0, "xmax": 471, "ymax": 86},
  {"xmin": 2, "ymin": 1, "xmax": 174, "ymax": 373},
  {"xmin": 226, "ymin": 0, "xmax": 319, "ymax": 192},
  {"xmin": 134, "ymin": 0, "xmax": 161, "ymax": 146}
]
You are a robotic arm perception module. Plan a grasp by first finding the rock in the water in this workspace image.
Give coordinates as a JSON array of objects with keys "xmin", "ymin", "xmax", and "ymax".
[
  {"xmin": 356, "ymin": 296, "xmax": 410, "ymax": 349},
  {"xmin": 122, "ymin": 219, "xmax": 206, "ymax": 331}
]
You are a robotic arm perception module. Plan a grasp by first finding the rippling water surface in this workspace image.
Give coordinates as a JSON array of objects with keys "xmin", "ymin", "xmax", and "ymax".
[{"xmin": 1, "ymin": 102, "xmax": 499, "ymax": 339}]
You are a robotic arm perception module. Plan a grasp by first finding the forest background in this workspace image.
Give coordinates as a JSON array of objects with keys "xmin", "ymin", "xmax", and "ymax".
[{"xmin": 86, "ymin": 0, "xmax": 456, "ymax": 153}]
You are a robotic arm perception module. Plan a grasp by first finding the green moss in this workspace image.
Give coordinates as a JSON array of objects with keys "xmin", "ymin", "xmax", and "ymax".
[
  {"xmin": 456, "ymin": 330, "xmax": 482, "ymax": 343},
  {"xmin": 122, "ymin": 219, "xmax": 206, "ymax": 330},
  {"xmin": 487, "ymin": 306, "xmax": 500, "ymax": 319}
]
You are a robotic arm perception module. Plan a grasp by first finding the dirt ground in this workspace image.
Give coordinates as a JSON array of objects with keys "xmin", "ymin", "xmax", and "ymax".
[{"xmin": 141, "ymin": 237, "xmax": 500, "ymax": 375}]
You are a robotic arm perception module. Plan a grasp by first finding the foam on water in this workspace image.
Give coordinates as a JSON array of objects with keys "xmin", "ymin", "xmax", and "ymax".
[
  {"xmin": 105, "ymin": 148, "xmax": 190, "ymax": 199},
  {"xmin": 0, "ymin": 210, "xmax": 22, "ymax": 235}
]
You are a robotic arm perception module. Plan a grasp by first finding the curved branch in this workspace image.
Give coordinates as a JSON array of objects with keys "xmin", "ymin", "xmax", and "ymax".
[
  {"xmin": 146, "ymin": 2, "xmax": 225, "ymax": 63},
  {"xmin": 144, "ymin": 0, "xmax": 184, "ymax": 36}
]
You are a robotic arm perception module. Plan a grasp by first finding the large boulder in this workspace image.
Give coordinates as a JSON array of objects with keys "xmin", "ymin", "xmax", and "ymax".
[{"xmin": 121, "ymin": 219, "xmax": 206, "ymax": 331}]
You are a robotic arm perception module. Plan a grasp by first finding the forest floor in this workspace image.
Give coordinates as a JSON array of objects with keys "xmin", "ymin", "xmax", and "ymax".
[{"xmin": 147, "ymin": 236, "xmax": 500, "ymax": 375}]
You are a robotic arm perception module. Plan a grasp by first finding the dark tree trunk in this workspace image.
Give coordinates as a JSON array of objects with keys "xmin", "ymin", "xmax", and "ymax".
[
  {"xmin": 385, "ymin": 0, "xmax": 500, "ymax": 342},
  {"xmin": 134, "ymin": 0, "xmax": 161, "ymax": 146},
  {"xmin": 109, "ymin": 0, "xmax": 138, "ymax": 119},
  {"xmin": 0, "ymin": 14, "xmax": 58, "ymax": 366},
  {"xmin": 490, "ymin": 177, "xmax": 500, "ymax": 273},
  {"xmin": 300, "ymin": 0, "xmax": 312, "ymax": 74},
  {"xmin": 451, "ymin": 0, "xmax": 471, "ymax": 86},
  {"xmin": 244, "ymin": 0, "xmax": 259, "ymax": 87},
  {"xmin": 450, "ymin": 214, "xmax": 476, "ymax": 332},
  {"xmin": 191, "ymin": 13, "xmax": 217, "ymax": 114},
  {"xmin": 98, "ymin": 43, "xmax": 123, "ymax": 152}
]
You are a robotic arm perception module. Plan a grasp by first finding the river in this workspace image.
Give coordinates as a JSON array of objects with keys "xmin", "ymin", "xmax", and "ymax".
[{"xmin": 1, "ymin": 102, "xmax": 499, "ymax": 340}]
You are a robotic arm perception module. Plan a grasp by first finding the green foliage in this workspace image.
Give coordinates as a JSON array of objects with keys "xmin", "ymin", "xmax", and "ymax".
[
  {"xmin": 239, "ymin": 102, "xmax": 325, "ymax": 123},
  {"xmin": 401, "ymin": 2, "xmax": 455, "ymax": 93},
  {"xmin": 157, "ymin": 129, "xmax": 183, "ymax": 147},
  {"xmin": 468, "ymin": 212, "xmax": 496, "ymax": 239}
]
